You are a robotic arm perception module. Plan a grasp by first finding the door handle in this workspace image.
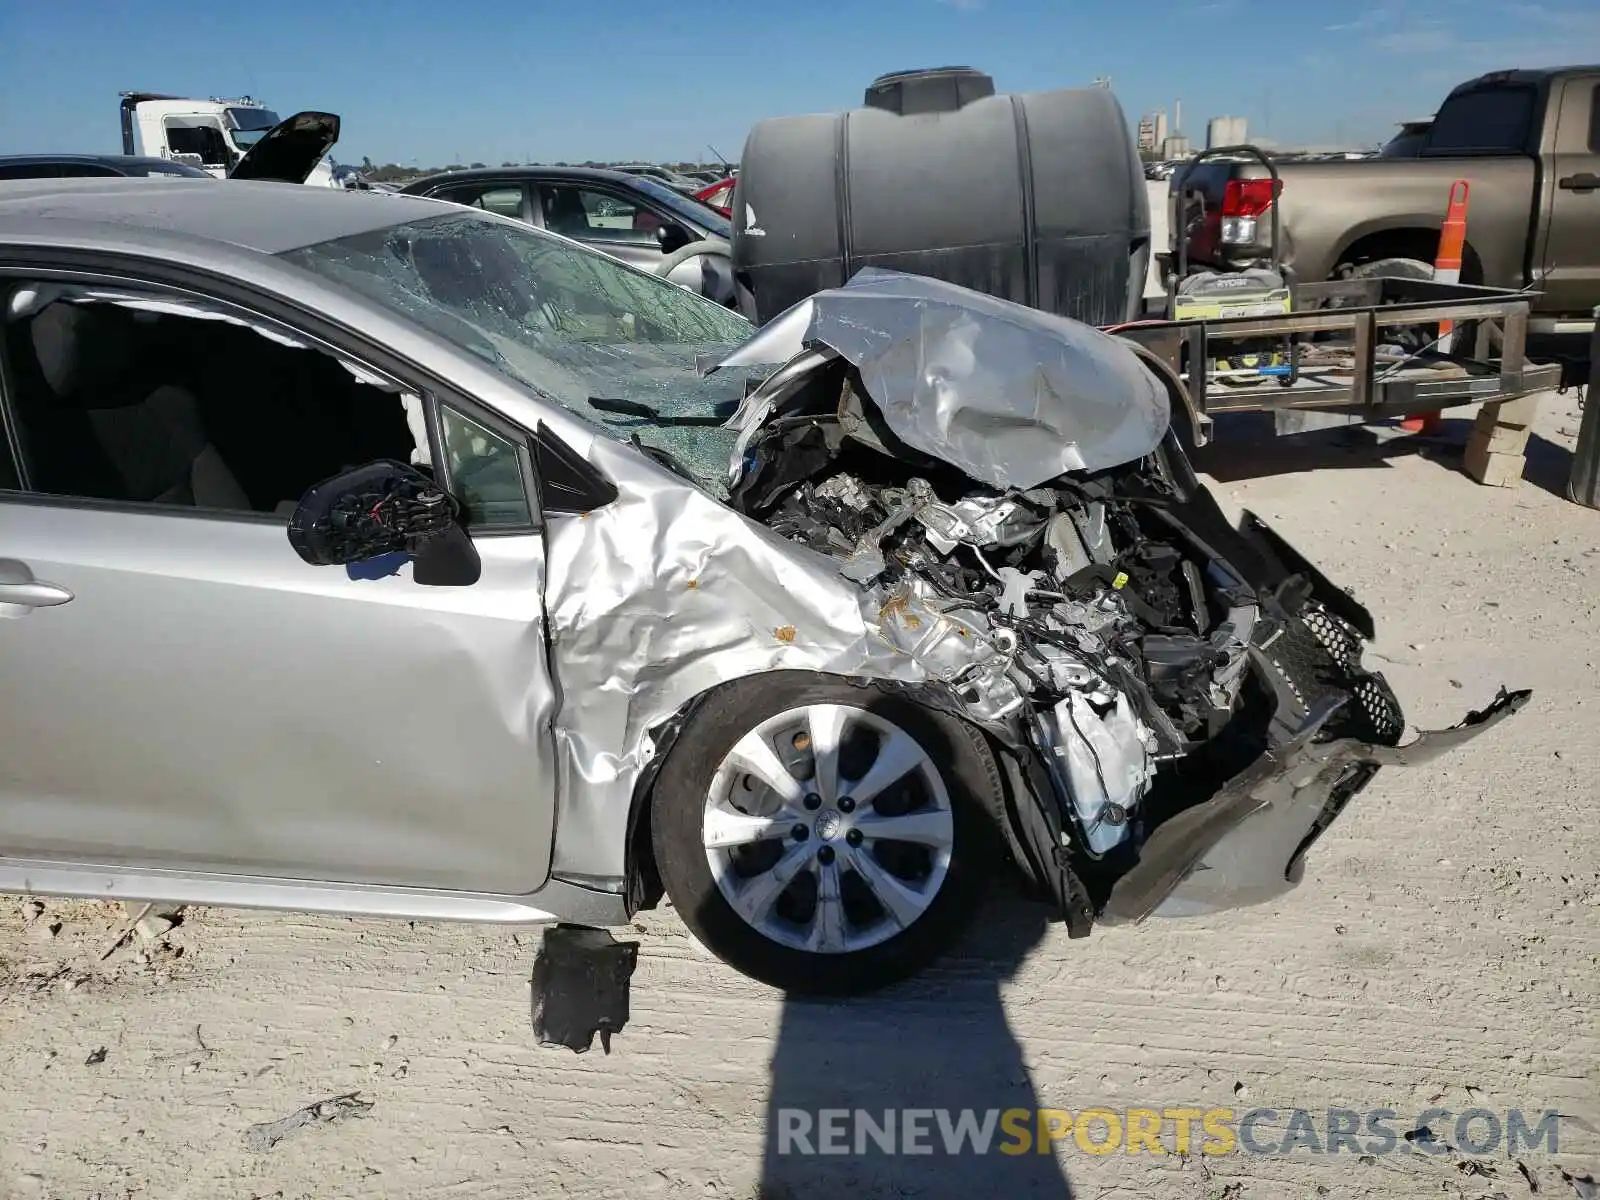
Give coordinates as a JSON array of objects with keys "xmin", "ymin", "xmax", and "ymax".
[
  {"xmin": 0, "ymin": 559, "xmax": 74, "ymax": 609},
  {"xmin": 1558, "ymin": 172, "xmax": 1600, "ymax": 192},
  {"xmin": 0, "ymin": 580, "xmax": 74, "ymax": 607}
]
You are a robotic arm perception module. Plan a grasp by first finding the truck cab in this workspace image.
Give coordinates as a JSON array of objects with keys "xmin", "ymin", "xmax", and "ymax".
[{"xmin": 119, "ymin": 93, "xmax": 341, "ymax": 188}]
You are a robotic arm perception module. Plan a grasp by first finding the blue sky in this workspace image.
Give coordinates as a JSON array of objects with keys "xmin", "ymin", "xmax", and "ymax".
[{"xmin": 1, "ymin": 0, "xmax": 1595, "ymax": 164}]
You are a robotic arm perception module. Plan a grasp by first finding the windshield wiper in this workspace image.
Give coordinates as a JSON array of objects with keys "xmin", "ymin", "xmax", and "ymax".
[{"xmin": 589, "ymin": 396, "xmax": 737, "ymax": 427}]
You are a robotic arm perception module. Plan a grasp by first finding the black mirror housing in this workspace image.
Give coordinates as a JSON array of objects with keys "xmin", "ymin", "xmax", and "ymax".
[
  {"xmin": 287, "ymin": 460, "xmax": 481, "ymax": 587},
  {"xmin": 656, "ymin": 222, "xmax": 692, "ymax": 253}
]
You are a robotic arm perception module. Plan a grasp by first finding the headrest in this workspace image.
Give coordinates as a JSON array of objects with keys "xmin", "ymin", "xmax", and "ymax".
[
  {"xmin": 545, "ymin": 189, "xmax": 588, "ymax": 225},
  {"xmin": 30, "ymin": 302, "xmax": 138, "ymax": 398}
]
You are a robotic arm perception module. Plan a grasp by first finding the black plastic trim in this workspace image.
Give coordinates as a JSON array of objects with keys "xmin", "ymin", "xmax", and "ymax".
[
  {"xmin": 1237, "ymin": 510, "xmax": 1377, "ymax": 639},
  {"xmin": 533, "ymin": 424, "xmax": 619, "ymax": 515}
]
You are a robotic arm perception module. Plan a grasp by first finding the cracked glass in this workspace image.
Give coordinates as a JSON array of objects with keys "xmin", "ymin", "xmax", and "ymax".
[{"xmin": 282, "ymin": 211, "xmax": 760, "ymax": 494}]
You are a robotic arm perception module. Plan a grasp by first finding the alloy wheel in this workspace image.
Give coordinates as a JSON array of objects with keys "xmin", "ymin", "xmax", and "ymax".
[{"xmin": 701, "ymin": 704, "xmax": 954, "ymax": 954}]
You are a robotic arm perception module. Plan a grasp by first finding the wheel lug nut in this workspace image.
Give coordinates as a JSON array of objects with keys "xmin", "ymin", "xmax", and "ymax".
[
  {"xmin": 791, "ymin": 825, "xmax": 809, "ymax": 842},
  {"xmin": 837, "ymin": 796, "xmax": 856, "ymax": 813},
  {"xmin": 846, "ymin": 829, "xmax": 864, "ymax": 847},
  {"xmin": 817, "ymin": 845, "xmax": 836, "ymax": 865},
  {"xmin": 803, "ymin": 793, "xmax": 822, "ymax": 811}
]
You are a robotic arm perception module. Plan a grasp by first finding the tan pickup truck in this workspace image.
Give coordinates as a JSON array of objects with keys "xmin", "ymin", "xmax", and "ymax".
[{"xmin": 1173, "ymin": 65, "xmax": 1600, "ymax": 334}]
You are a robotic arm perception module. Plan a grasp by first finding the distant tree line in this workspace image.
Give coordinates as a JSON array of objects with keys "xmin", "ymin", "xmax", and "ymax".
[{"xmin": 356, "ymin": 158, "xmax": 730, "ymax": 183}]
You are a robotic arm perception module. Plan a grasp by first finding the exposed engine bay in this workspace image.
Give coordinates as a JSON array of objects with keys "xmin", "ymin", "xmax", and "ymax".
[{"xmin": 717, "ymin": 348, "xmax": 1497, "ymax": 924}]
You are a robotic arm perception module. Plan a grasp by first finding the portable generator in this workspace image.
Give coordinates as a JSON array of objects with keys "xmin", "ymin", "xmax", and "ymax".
[{"xmin": 1168, "ymin": 146, "xmax": 1296, "ymax": 386}]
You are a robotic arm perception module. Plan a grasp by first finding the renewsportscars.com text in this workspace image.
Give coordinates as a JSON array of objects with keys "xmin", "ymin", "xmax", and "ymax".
[{"xmin": 775, "ymin": 1106, "xmax": 1561, "ymax": 1157}]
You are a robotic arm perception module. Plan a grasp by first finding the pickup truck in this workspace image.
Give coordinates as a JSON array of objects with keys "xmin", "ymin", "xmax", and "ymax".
[{"xmin": 1172, "ymin": 65, "xmax": 1600, "ymax": 334}]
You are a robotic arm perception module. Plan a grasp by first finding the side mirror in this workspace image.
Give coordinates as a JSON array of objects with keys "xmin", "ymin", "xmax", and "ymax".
[
  {"xmin": 656, "ymin": 222, "xmax": 692, "ymax": 253},
  {"xmin": 287, "ymin": 460, "xmax": 482, "ymax": 587}
]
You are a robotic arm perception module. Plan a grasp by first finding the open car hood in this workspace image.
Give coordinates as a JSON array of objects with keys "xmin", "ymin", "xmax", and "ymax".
[
  {"xmin": 229, "ymin": 111, "xmax": 340, "ymax": 185},
  {"xmin": 709, "ymin": 268, "xmax": 1170, "ymax": 490}
]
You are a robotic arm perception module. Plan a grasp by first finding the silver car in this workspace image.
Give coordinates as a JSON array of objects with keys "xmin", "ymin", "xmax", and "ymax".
[{"xmin": 0, "ymin": 180, "xmax": 1524, "ymax": 995}]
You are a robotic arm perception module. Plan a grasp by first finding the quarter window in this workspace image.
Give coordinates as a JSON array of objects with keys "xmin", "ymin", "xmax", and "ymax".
[{"xmin": 437, "ymin": 404, "xmax": 532, "ymax": 529}]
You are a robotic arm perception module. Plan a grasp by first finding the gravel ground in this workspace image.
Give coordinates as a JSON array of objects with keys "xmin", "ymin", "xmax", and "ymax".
[{"xmin": 2, "ymin": 394, "xmax": 1596, "ymax": 1200}]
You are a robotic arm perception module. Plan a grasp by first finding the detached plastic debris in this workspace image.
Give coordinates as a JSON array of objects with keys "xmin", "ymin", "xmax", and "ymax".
[{"xmin": 529, "ymin": 924, "xmax": 639, "ymax": 1054}]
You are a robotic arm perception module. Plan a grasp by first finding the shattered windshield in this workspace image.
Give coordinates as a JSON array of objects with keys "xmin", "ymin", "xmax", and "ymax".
[{"xmin": 281, "ymin": 211, "xmax": 760, "ymax": 493}]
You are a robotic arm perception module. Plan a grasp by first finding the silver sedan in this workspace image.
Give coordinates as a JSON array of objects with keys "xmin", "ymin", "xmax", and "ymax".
[{"xmin": 0, "ymin": 179, "xmax": 1523, "ymax": 995}]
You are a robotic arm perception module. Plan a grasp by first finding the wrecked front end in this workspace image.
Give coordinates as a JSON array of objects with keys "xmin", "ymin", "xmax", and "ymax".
[{"xmin": 686, "ymin": 269, "xmax": 1528, "ymax": 931}]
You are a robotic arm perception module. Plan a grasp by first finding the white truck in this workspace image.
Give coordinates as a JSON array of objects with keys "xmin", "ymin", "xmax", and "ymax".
[{"xmin": 118, "ymin": 93, "xmax": 342, "ymax": 187}]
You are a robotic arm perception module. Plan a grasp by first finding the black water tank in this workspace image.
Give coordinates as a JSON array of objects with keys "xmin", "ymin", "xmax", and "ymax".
[
  {"xmin": 864, "ymin": 66, "xmax": 995, "ymax": 115},
  {"xmin": 732, "ymin": 76, "xmax": 1150, "ymax": 327}
]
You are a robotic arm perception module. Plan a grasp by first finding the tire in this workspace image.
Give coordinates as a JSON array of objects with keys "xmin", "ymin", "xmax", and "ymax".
[
  {"xmin": 651, "ymin": 672, "xmax": 1003, "ymax": 995},
  {"xmin": 1337, "ymin": 258, "xmax": 1437, "ymax": 353},
  {"xmin": 1346, "ymin": 256, "xmax": 1435, "ymax": 282}
]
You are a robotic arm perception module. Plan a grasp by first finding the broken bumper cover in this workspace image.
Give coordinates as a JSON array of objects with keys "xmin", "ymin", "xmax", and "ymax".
[{"xmin": 1100, "ymin": 687, "xmax": 1531, "ymax": 925}]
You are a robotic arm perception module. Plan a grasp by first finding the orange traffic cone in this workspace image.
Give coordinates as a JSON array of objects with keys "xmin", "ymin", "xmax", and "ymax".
[{"xmin": 1402, "ymin": 180, "xmax": 1470, "ymax": 435}]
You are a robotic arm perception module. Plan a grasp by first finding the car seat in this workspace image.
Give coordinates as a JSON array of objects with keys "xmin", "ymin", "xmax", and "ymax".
[
  {"xmin": 24, "ymin": 301, "xmax": 252, "ymax": 509},
  {"xmin": 542, "ymin": 188, "xmax": 591, "ymax": 237}
]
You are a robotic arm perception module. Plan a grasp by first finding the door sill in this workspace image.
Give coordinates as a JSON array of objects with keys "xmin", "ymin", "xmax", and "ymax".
[{"xmin": 0, "ymin": 858, "xmax": 629, "ymax": 927}]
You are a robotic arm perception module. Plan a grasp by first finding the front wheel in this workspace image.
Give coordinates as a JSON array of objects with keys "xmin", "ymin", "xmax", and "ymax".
[{"xmin": 651, "ymin": 673, "xmax": 1002, "ymax": 994}]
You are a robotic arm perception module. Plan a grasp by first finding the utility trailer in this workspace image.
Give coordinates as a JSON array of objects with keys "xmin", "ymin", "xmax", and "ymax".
[{"xmin": 1113, "ymin": 275, "xmax": 1560, "ymax": 478}]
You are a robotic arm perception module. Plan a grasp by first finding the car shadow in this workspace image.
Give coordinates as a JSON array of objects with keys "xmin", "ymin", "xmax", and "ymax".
[
  {"xmin": 1192, "ymin": 412, "xmax": 1578, "ymax": 501},
  {"xmin": 668, "ymin": 679, "xmax": 1081, "ymax": 1195},
  {"xmin": 756, "ymin": 893, "xmax": 1074, "ymax": 1199}
]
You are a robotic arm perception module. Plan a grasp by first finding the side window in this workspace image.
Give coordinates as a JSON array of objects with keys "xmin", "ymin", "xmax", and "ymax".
[
  {"xmin": 1589, "ymin": 82, "xmax": 1600, "ymax": 153},
  {"xmin": 0, "ymin": 286, "xmax": 422, "ymax": 516},
  {"xmin": 164, "ymin": 121, "xmax": 231, "ymax": 170},
  {"xmin": 437, "ymin": 404, "xmax": 533, "ymax": 529},
  {"xmin": 0, "ymin": 162, "xmax": 63, "ymax": 179},
  {"xmin": 439, "ymin": 184, "xmax": 525, "ymax": 220},
  {"xmin": 1425, "ymin": 88, "xmax": 1536, "ymax": 153},
  {"xmin": 538, "ymin": 184, "xmax": 663, "ymax": 242}
]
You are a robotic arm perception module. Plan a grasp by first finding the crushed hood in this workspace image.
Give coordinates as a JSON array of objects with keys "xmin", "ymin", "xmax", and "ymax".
[
  {"xmin": 712, "ymin": 268, "xmax": 1170, "ymax": 489},
  {"xmin": 230, "ymin": 111, "xmax": 340, "ymax": 184}
]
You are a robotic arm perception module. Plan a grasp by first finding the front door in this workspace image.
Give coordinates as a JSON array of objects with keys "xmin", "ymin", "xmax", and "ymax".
[
  {"xmin": 0, "ymin": 280, "xmax": 560, "ymax": 897},
  {"xmin": 1539, "ymin": 72, "xmax": 1600, "ymax": 316}
]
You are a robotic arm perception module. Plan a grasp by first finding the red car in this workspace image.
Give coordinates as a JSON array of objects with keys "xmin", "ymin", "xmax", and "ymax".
[{"xmin": 695, "ymin": 176, "xmax": 734, "ymax": 217}]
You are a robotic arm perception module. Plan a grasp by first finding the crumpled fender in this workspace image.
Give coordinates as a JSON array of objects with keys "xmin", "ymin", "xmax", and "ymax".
[
  {"xmin": 1099, "ymin": 687, "xmax": 1532, "ymax": 925},
  {"xmin": 544, "ymin": 435, "xmax": 1024, "ymax": 887}
]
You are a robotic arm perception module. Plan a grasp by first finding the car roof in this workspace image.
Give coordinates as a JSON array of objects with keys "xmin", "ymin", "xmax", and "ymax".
[
  {"xmin": 402, "ymin": 165, "xmax": 648, "ymax": 190},
  {"xmin": 0, "ymin": 177, "xmax": 451, "ymax": 255}
]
